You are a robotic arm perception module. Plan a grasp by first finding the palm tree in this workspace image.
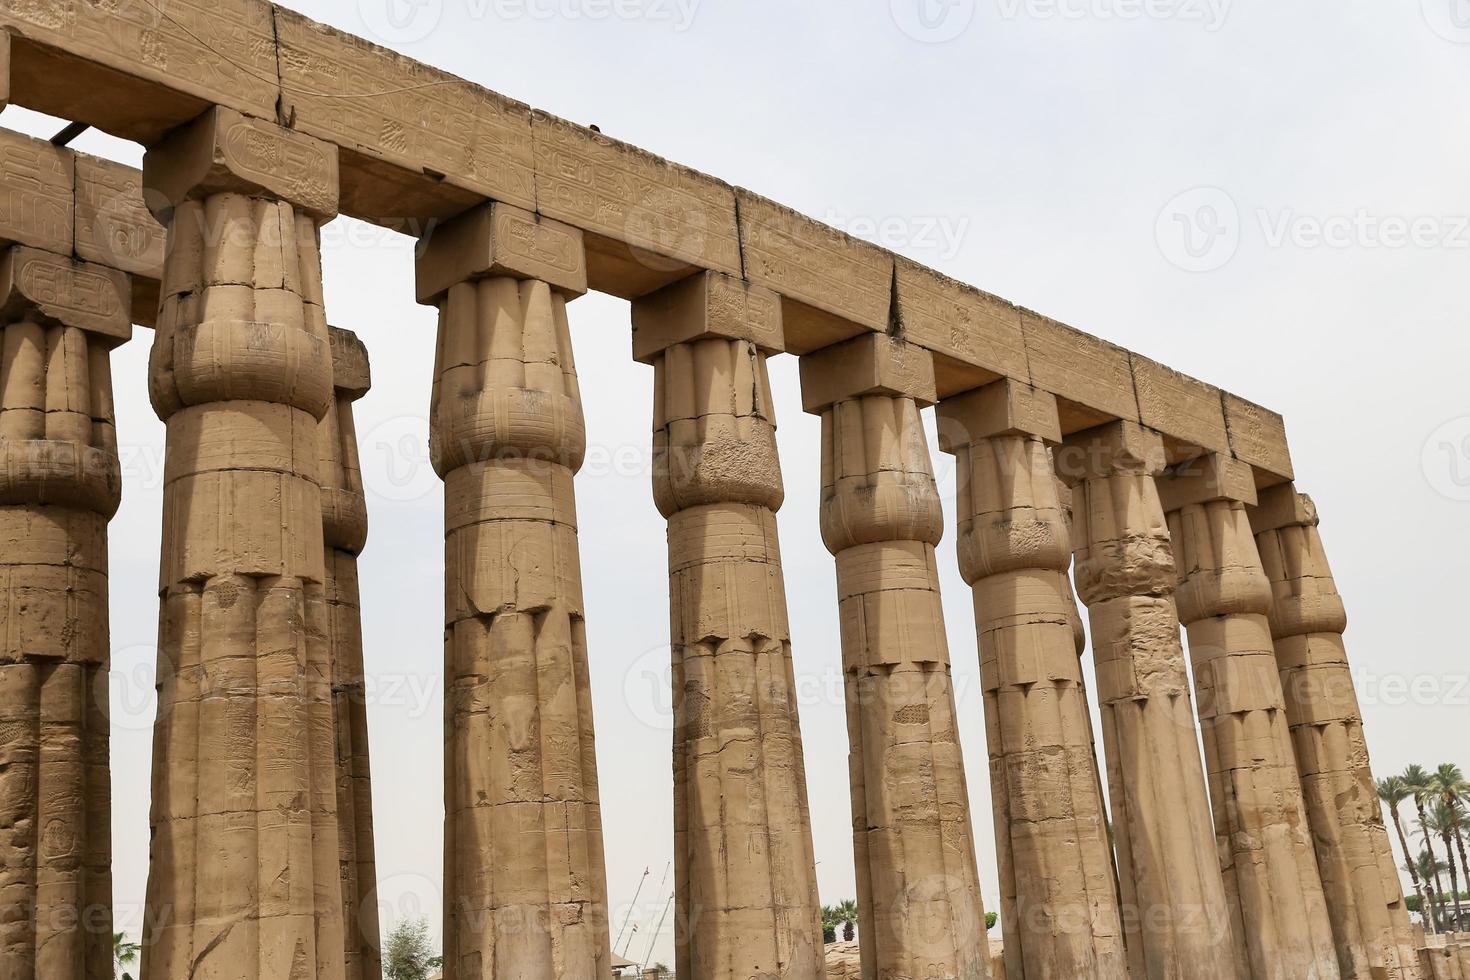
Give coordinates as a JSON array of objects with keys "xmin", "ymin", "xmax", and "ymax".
[
  {"xmin": 1433, "ymin": 763, "xmax": 1470, "ymax": 910},
  {"xmin": 820, "ymin": 904, "xmax": 839, "ymax": 944},
  {"xmin": 1412, "ymin": 849, "xmax": 1451, "ymax": 928},
  {"xmin": 1405, "ymin": 764, "xmax": 1449, "ymax": 929},
  {"xmin": 1421, "ymin": 801, "xmax": 1464, "ymax": 930},
  {"xmin": 835, "ymin": 899, "xmax": 859, "ymax": 943},
  {"xmin": 113, "ymin": 931, "xmax": 140, "ymax": 978},
  {"xmin": 1380, "ymin": 776, "xmax": 1434, "ymax": 933}
]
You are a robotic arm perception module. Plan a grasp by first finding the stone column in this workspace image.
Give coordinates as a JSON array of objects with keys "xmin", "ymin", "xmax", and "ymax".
[
  {"xmin": 320, "ymin": 327, "xmax": 381, "ymax": 980},
  {"xmin": 417, "ymin": 202, "xmax": 611, "ymax": 978},
  {"xmin": 937, "ymin": 381, "xmax": 1127, "ymax": 980},
  {"xmin": 1251, "ymin": 485, "xmax": 1422, "ymax": 980},
  {"xmin": 1057, "ymin": 420, "xmax": 1239, "ymax": 980},
  {"xmin": 630, "ymin": 271, "xmax": 822, "ymax": 980},
  {"xmin": 799, "ymin": 334, "xmax": 988, "ymax": 980},
  {"xmin": 0, "ymin": 246, "xmax": 129, "ymax": 979},
  {"xmin": 1160, "ymin": 454, "xmax": 1340, "ymax": 980},
  {"xmin": 140, "ymin": 107, "xmax": 347, "ymax": 980}
]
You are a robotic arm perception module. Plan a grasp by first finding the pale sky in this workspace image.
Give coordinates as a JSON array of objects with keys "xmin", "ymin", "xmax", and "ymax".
[{"xmin": 8, "ymin": 0, "xmax": 1468, "ymax": 969}]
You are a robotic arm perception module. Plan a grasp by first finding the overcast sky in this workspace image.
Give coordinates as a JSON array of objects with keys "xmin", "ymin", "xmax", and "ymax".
[{"xmin": 8, "ymin": 0, "xmax": 1468, "ymax": 968}]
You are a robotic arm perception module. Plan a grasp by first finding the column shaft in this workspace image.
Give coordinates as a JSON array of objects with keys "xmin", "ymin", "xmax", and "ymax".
[
  {"xmin": 636, "ymin": 271, "xmax": 822, "ymax": 980},
  {"xmin": 427, "ymin": 253, "xmax": 610, "ymax": 977},
  {"xmin": 1163, "ymin": 457, "xmax": 1340, "ymax": 980},
  {"xmin": 940, "ymin": 382, "xmax": 1127, "ymax": 980},
  {"xmin": 141, "ymin": 108, "xmax": 346, "ymax": 980},
  {"xmin": 1061, "ymin": 421, "xmax": 1240, "ymax": 980},
  {"xmin": 1252, "ymin": 486, "xmax": 1422, "ymax": 979},
  {"xmin": 807, "ymin": 334, "xmax": 988, "ymax": 979},
  {"xmin": 321, "ymin": 328, "xmax": 381, "ymax": 980},
  {"xmin": 0, "ymin": 246, "xmax": 128, "ymax": 979}
]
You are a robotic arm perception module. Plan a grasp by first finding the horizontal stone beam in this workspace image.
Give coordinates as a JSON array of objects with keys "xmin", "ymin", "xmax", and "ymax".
[{"xmin": 0, "ymin": 4, "xmax": 1295, "ymax": 483}]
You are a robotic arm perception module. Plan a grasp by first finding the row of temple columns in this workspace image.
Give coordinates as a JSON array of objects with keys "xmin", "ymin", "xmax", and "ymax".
[{"xmin": 0, "ymin": 101, "xmax": 1427, "ymax": 980}]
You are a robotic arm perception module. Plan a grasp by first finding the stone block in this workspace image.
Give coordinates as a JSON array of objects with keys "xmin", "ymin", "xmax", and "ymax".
[
  {"xmin": 533, "ymin": 110, "xmax": 741, "ymax": 298},
  {"xmin": 798, "ymin": 333, "xmax": 935, "ymax": 413},
  {"xmin": 632, "ymin": 271, "xmax": 783, "ymax": 362},
  {"xmin": 736, "ymin": 189, "xmax": 892, "ymax": 352},
  {"xmin": 0, "ymin": 246, "xmax": 130, "ymax": 343},
  {"xmin": 1131, "ymin": 354, "xmax": 1229, "ymax": 458},
  {"xmin": 0, "ymin": 127, "xmax": 73, "ymax": 256},
  {"xmin": 937, "ymin": 379, "xmax": 1060, "ymax": 451},
  {"xmin": 894, "ymin": 256, "xmax": 1028, "ymax": 396},
  {"xmin": 416, "ymin": 202, "xmax": 586, "ymax": 303},
  {"xmin": 276, "ymin": 8, "xmax": 533, "ymax": 222},
  {"xmin": 143, "ymin": 106, "xmax": 339, "ymax": 222},
  {"xmin": 0, "ymin": 0, "xmax": 279, "ymax": 145},
  {"xmin": 1157, "ymin": 452, "xmax": 1258, "ymax": 512},
  {"xmin": 1021, "ymin": 311, "xmax": 1137, "ymax": 431},
  {"xmin": 1223, "ymin": 392, "xmax": 1294, "ymax": 485}
]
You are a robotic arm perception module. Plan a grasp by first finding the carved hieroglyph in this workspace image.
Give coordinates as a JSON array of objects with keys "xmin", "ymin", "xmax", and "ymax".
[
  {"xmin": 320, "ymin": 328, "xmax": 381, "ymax": 980},
  {"xmin": 420, "ymin": 203, "xmax": 611, "ymax": 978},
  {"xmin": 939, "ymin": 381, "xmax": 1127, "ymax": 980},
  {"xmin": 802, "ymin": 335, "xmax": 989, "ymax": 980},
  {"xmin": 1252, "ymin": 486, "xmax": 1423, "ymax": 980},
  {"xmin": 140, "ymin": 107, "xmax": 348, "ymax": 980},
  {"xmin": 0, "ymin": 245, "xmax": 129, "ymax": 979},
  {"xmin": 1059, "ymin": 421, "xmax": 1240, "ymax": 980},
  {"xmin": 1161, "ymin": 455, "xmax": 1340, "ymax": 980},
  {"xmin": 632, "ymin": 271, "xmax": 823, "ymax": 980}
]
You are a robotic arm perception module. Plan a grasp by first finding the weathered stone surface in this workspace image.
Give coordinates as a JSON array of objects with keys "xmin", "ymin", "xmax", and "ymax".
[
  {"xmin": 276, "ymin": 8, "xmax": 534, "ymax": 223},
  {"xmin": 799, "ymin": 333, "xmax": 935, "ymax": 415},
  {"xmin": 1023, "ymin": 313, "xmax": 1137, "ymax": 432},
  {"xmin": 1252, "ymin": 485, "xmax": 1422, "ymax": 980},
  {"xmin": 0, "ymin": 0, "xmax": 279, "ymax": 145},
  {"xmin": 941, "ymin": 381, "xmax": 1128, "ymax": 980},
  {"xmin": 0, "ymin": 251, "xmax": 123, "ymax": 979},
  {"xmin": 1132, "ymin": 354, "xmax": 1230, "ymax": 458},
  {"xmin": 1224, "ymin": 393, "xmax": 1294, "ymax": 485},
  {"xmin": 805, "ymin": 347, "xmax": 989, "ymax": 980},
  {"xmin": 144, "ymin": 105, "xmax": 340, "ymax": 222},
  {"xmin": 141, "ymin": 124, "xmax": 346, "ymax": 980},
  {"xmin": 736, "ymin": 190, "xmax": 892, "ymax": 353},
  {"xmin": 0, "ymin": 128, "xmax": 73, "ymax": 257},
  {"xmin": 427, "ymin": 267, "xmax": 611, "ymax": 978},
  {"xmin": 321, "ymin": 326, "xmax": 379, "ymax": 980},
  {"xmin": 1064, "ymin": 421, "xmax": 1241, "ymax": 980},
  {"xmin": 1162, "ymin": 454, "xmax": 1341, "ymax": 980},
  {"xmin": 0, "ymin": 247, "xmax": 130, "ymax": 344},
  {"xmin": 636, "ymin": 274, "xmax": 823, "ymax": 979},
  {"xmin": 417, "ymin": 202, "xmax": 586, "ymax": 304},
  {"xmin": 894, "ymin": 257, "xmax": 1028, "ymax": 397},
  {"xmin": 633, "ymin": 270, "xmax": 783, "ymax": 363},
  {"xmin": 534, "ymin": 110, "xmax": 741, "ymax": 298}
]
